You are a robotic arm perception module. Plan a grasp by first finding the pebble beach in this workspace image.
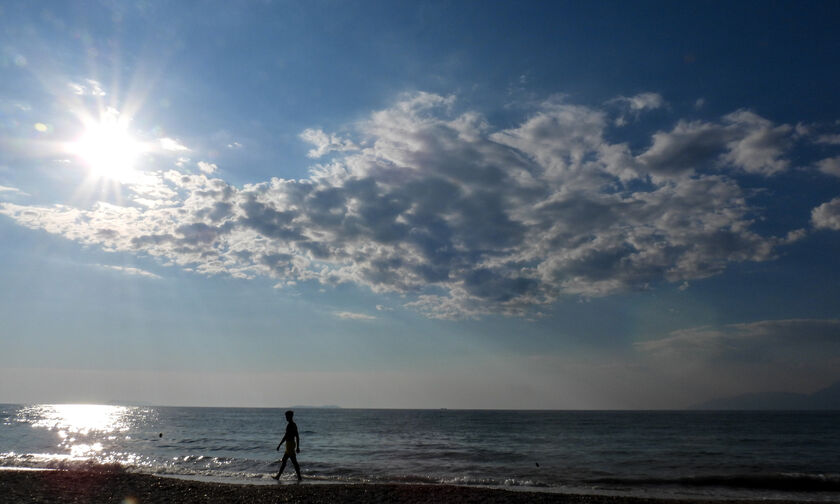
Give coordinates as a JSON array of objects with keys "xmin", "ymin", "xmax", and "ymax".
[{"xmin": 0, "ymin": 470, "xmax": 812, "ymax": 504}]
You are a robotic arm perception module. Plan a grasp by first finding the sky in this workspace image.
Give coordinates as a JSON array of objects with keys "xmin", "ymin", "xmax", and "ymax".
[{"xmin": 1, "ymin": 1, "xmax": 840, "ymax": 409}]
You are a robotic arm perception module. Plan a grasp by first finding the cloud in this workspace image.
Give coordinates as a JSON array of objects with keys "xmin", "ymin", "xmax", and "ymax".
[
  {"xmin": 816, "ymin": 156, "xmax": 840, "ymax": 178},
  {"xmin": 611, "ymin": 92, "xmax": 665, "ymax": 112},
  {"xmin": 812, "ymin": 197, "xmax": 840, "ymax": 230},
  {"xmin": 197, "ymin": 161, "xmax": 218, "ymax": 174},
  {"xmin": 638, "ymin": 110, "xmax": 792, "ymax": 176},
  {"xmin": 812, "ymin": 150, "xmax": 840, "ymax": 233},
  {"xmin": 719, "ymin": 111, "xmax": 793, "ymax": 175},
  {"xmin": 160, "ymin": 138, "xmax": 190, "ymax": 152},
  {"xmin": 0, "ymin": 92, "xmax": 804, "ymax": 319},
  {"xmin": 68, "ymin": 79, "xmax": 106, "ymax": 97},
  {"xmin": 815, "ymin": 133, "xmax": 840, "ymax": 145},
  {"xmin": 0, "ymin": 185, "xmax": 28, "ymax": 196},
  {"xmin": 334, "ymin": 311, "xmax": 376, "ymax": 320},
  {"xmin": 300, "ymin": 128, "xmax": 357, "ymax": 158},
  {"xmin": 609, "ymin": 93, "xmax": 665, "ymax": 126},
  {"xmin": 98, "ymin": 264, "xmax": 162, "ymax": 279}
]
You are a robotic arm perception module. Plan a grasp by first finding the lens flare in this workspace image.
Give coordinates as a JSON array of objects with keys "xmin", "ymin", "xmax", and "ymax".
[{"xmin": 68, "ymin": 108, "xmax": 146, "ymax": 182}]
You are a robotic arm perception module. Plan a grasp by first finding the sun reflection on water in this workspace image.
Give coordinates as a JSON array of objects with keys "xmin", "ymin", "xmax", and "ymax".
[
  {"xmin": 20, "ymin": 404, "xmax": 137, "ymax": 459},
  {"xmin": 27, "ymin": 404, "xmax": 132, "ymax": 435}
]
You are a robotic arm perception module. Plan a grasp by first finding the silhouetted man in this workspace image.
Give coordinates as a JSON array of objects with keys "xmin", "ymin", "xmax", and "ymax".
[{"xmin": 273, "ymin": 410, "xmax": 301, "ymax": 481}]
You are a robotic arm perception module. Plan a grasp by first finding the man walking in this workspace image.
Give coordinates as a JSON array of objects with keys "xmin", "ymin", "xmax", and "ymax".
[{"xmin": 273, "ymin": 410, "xmax": 302, "ymax": 481}]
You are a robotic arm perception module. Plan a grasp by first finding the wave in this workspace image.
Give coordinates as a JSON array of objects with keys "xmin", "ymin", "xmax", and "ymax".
[
  {"xmin": 0, "ymin": 453, "xmax": 550, "ymax": 489},
  {"xmin": 0, "ymin": 454, "xmax": 128, "ymax": 474},
  {"xmin": 0, "ymin": 454, "xmax": 279, "ymax": 482}
]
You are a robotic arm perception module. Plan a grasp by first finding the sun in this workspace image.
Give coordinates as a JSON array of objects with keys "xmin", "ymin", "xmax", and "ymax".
[{"xmin": 68, "ymin": 108, "xmax": 146, "ymax": 182}]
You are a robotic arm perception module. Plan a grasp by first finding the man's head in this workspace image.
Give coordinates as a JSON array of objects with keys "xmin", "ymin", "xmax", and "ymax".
[{"xmin": 285, "ymin": 410, "xmax": 294, "ymax": 421}]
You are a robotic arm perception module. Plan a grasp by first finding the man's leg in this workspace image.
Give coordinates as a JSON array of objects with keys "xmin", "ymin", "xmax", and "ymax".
[
  {"xmin": 290, "ymin": 453, "xmax": 301, "ymax": 481},
  {"xmin": 273, "ymin": 453, "xmax": 289, "ymax": 479}
]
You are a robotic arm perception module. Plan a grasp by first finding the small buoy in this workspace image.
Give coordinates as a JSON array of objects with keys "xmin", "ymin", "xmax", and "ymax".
[
  {"xmin": 159, "ymin": 433, "xmax": 163, "ymax": 438},
  {"xmin": 535, "ymin": 462, "xmax": 540, "ymax": 467}
]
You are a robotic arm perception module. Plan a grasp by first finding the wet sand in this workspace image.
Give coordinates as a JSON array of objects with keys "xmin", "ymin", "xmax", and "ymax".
[{"xmin": 0, "ymin": 470, "xmax": 809, "ymax": 504}]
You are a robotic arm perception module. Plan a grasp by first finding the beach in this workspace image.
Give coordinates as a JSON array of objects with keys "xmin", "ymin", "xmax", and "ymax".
[{"xmin": 0, "ymin": 470, "xmax": 812, "ymax": 504}]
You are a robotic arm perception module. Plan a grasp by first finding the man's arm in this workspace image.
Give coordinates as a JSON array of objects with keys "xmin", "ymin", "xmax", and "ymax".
[
  {"xmin": 295, "ymin": 425, "xmax": 300, "ymax": 453},
  {"xmin": 276, "ymin": 437, "xmax": 285, "ymax": 451}
]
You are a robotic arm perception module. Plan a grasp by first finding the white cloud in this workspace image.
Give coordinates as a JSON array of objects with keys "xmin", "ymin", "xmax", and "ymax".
[
  {"xmin": 812, "ymin": 197, "xmax": 840, "ymax": 230},
  {"xmin": 0, "ymin": 185, "xmax": 28, "ymax": 196},
  {"xmin": 720, "ymin": 110, "xmax": 792, "ymax": 175},
  {"xmin": 612, "ymin": 92, "xmax": 665, "ymax": 112},
  {"xmin": 68, "ymin": 79, "xmax": 106, "ymax": 97},
  {"xmin": 609, "ymin": 93, "xmax": 665, "ymax": 126},
  {"xmin": 0, "ymin": 92, "xmax": 806, "ymax": 319},
  {"xmin": 816, "ymin": 156, "xmax": 840, "ymax": 178},
  {"xmin": 160, "ymin": 137, "xmax": 190, "ymax": 152},
  {"xmin": 794, "ymin": 122, "xmax": 811, "ymax": 138},
  {"xmin": 334, "ymin": 311, "xmax": 376, "ymax": 320},
  {"xmin": 815, "ymin": 133, "xmax": 840, "ymax": 145},
  {"xmin": 300, "ymin": 128, "xmax": 357, "ymax": 158},
  {"xmin": 197, "ymin": 161, "xmax": 218, "ymax": 174},
  {"xmin": 638, "ymin": 110, "xmax": 792, "ymax": 176},
  {"xmin": 98, "ymin": 264, "xmax": 162, "ymax": 279},
  {"xmin": 638, "ymin": 120, "xmax": 730, "ymax": 174}
]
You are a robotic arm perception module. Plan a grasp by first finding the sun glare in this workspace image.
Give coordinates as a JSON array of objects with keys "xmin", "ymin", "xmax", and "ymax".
[
  {"xmin": 26, "ymin": 404, "xmax": 131, "ymax": 435},
  {"xmin": 68, "ymin": 108, "xmax": 145, "ymax": 182}
]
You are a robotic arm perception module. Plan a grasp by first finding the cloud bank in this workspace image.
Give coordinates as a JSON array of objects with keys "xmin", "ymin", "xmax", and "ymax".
[{"xmin": 0, "ymin": 92, "xmax": 811, "ymax": 319}]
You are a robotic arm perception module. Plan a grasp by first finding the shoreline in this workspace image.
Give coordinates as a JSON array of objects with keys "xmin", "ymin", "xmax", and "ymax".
[{"xmin": 0, "ymin": 469, "xmax": 817, "ymax": 504}]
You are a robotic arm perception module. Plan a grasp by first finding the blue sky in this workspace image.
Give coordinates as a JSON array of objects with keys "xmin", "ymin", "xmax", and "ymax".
[{"xmin": 2, "ymin": 1, "xmax": 840, "ymax": 408}]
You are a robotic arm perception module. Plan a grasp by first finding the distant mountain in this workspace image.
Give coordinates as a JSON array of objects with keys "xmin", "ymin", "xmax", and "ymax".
[
  {"xmin": 106, "ymin": 400, "xmax": 153, "ymax": 407},
  {"xmin": 289, "ymin": 405, "xmax": 342, "ymax": 409},
  {"xmin": 691, "ymin": 380, "xmax": 840, "ymax": 410}
]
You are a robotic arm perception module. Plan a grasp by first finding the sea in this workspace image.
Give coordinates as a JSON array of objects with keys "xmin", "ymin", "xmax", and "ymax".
[{"xmin": 1, "ymin": 405, "xmax": 839, "ymax": 501}]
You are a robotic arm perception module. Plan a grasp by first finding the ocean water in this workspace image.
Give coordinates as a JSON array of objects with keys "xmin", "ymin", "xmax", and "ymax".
[{"xmin": 1, "ymin": 405, "xmax": 839, "ymax": 501}]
